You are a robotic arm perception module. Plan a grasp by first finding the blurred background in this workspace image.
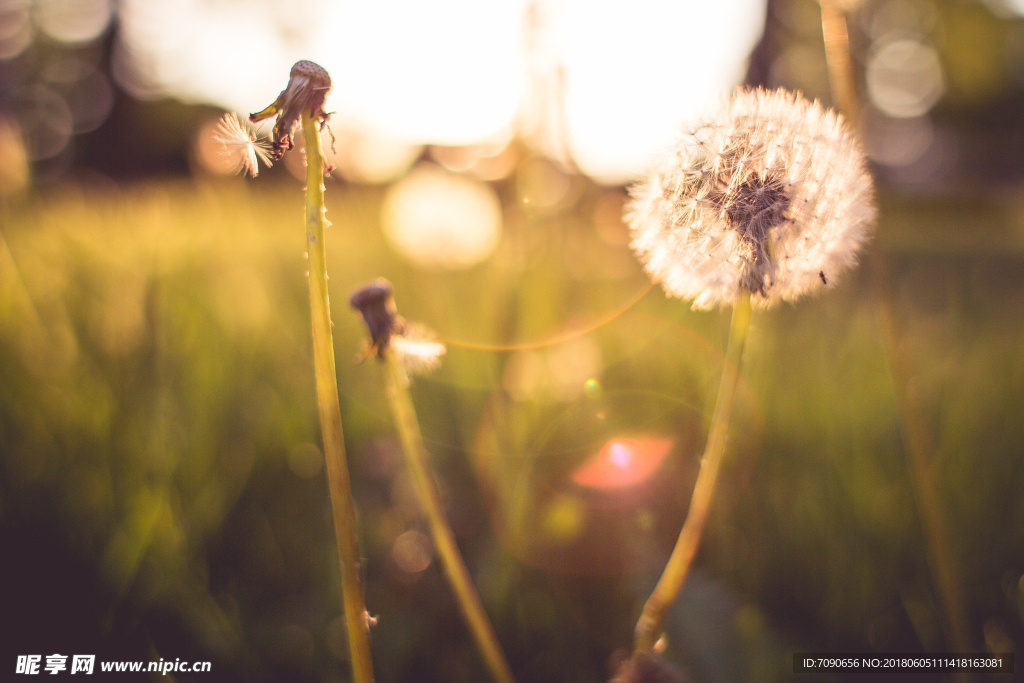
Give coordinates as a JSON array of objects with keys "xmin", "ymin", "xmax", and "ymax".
[{"xmin": 1, "ymin": 0, "xmax": 1024, "ymax": 681}]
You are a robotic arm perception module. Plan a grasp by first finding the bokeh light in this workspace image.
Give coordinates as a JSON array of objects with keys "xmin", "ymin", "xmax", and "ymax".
[
  {"xmin": 36, "ymin": 0, "xmax": 113, "ymax": 44},
  {"xmin": 430, "ymin": 139, "xmax": 518, "ymax": 181},
  {"xmin": 539, "ymin": 493, "xmax": 586, "ymax": 544},
  {"xmin": 861, "ymin": 107, "xmax": 935, "ymax": 167},
  {"xmin": 325, "ymin": 126, "xmax": 423, "ymax": 185},
  {"xmin": 287, "ymin": 442, "xmax": 324, "ymax": 479},
  {"xmin": 517, "ymin": 156, "xmax": 573, "ymax": 212},
  {"xmin": 381, "ymin": 163, "xmax": 503, "ymax": 270},
  {"xmin": 392, "ymin": 529, "xmax": 433, "ymax": 573},
  {"xmin": 41, "ymin": 58, "xmax": 114, "ymax": 134},
  {"xmin": 866, "ymin": 38, "xmax": 945, "ymax": 117},
  {"xmin": 12, "ymin": 84, "xmax": 73, "ymax": 160},
  {"xmin": 501, "ymin": 336, "xmax": 602, "ymax": 402},
  {"xmin": 0, "ymin": 2, "xmax": 33, "ymax": 59}
]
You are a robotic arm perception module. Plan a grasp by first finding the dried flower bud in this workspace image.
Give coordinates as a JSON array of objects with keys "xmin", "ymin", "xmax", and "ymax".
[
  {"xmin": 250, "ymin": 60, "xmax": 332, "ymax": 160},
  {"xmin": 350, "ymin": 278, "xmax": 402, "ymax": 357},
  {"xmin": 349, "ymin": 279, "xmax": 446, "ymax": 374},
  {"xmin": 626, "ymin": 88, "xmax": 876, "ymax": 309}
]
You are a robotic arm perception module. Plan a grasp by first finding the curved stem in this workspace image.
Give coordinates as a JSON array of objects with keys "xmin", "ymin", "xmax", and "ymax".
[
  {"xmin": 634, "ymin": 291, "xmax": 751, "ymax": 654},
  {"xmin": 302, "ymin": 112, "xmax": 376, "ymax": 683},
  {"xmin": 383, "ymin": 353, "xmax": 517, "ymax": 683}
]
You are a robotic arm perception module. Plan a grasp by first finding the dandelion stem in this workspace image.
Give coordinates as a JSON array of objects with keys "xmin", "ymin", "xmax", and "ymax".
[
  {"xmin": 819, "ymin": 0, "xmax": 859, "ymax": 129},
  {"xmin": 301, "ymin": 111, "xmax": 376, "ymax": 683},
  {"xmin": 633, "ymin": 290, "xmax": 752, "ymax": 655},
  {"xmin": 873, "ymin": 253, "xmax": 974, "ymax": 662},
  {"xmin": 382, "ymin": 353, "xmax": 516, "ymax": 683},
  {"xmin": 817, "ymin": 2, "xmax": 973, "ymax": 661}
]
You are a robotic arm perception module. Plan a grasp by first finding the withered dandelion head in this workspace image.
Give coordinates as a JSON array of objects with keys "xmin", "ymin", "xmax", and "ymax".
[
  {"xmin": 250, "ymin": 60, "xmax": 332, "ymax": 161},
  {"xmin": 626, "ymin": 88, "xmax": 876, "ymax": 309},
  {"xmin": 349, "ymin": 278, "xmax": 446, "ymax": 375},
  {"xmin": 214, "ymin": 112, "xmax": 272, "ymax": 177},
  {"xmin": 350, "ymin": 278, "xmax": 400, "ymax": 356}
]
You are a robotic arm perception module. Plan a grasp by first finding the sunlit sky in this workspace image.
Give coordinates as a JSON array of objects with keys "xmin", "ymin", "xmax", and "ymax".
[{"xmin": 117, "ymin": 0, "xmax": 765, "ymax": 183}]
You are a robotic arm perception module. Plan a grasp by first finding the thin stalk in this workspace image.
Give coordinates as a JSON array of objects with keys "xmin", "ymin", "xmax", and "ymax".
[
  {"xmin": 817, "ymin": 2, "xmax": 973, "ymax": 659},
  {"xmin": 302, "ymin": 112, "xmax": 375, "ymax": 683},
  {"xmin": 382, "ymin": 353, "xmax": 516, "ymax": 683},
  {"xmin": 819, "ymin": 0, "xmax": 859, "ymax": 129},
  {"xmin": 634, "ymin": 291, "xmax": 751, "ymax": 654},
  {"xmin": 873, "ymin": 258, "xmax": 973, "ymax": 659}
]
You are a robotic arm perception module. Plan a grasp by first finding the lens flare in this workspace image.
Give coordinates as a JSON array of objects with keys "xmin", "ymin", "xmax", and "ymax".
[{"xmin": 571, "ymin": 437, "xmax": 673, "ymax": 489}]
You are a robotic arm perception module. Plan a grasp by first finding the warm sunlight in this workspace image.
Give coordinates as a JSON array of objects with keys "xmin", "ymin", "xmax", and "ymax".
[
  {"xmin": 7, "ymin": 0, "xmax": 1024, "ymax": 677},
  {"xmin": 116, "ymin": 0, "xmax": 764, "ymax": 183}
]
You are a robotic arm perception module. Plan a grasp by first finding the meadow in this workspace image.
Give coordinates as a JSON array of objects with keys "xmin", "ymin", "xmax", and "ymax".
[{"xmin": 1, "ymin": 164, "xmax": 1022, "ymax": 681}]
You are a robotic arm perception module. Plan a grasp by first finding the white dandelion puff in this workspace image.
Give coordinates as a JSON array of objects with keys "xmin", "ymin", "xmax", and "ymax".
[
  {"xmin": 625, "ymin": 87, "xmax": 876, "ymax": 309},
  {"xmin": 391, "ymin": 324, "xmax": 446, "ymax": 376},
  {"xmin": 214, "ymin": 112, "xmax": 272, "ymax": 177}
]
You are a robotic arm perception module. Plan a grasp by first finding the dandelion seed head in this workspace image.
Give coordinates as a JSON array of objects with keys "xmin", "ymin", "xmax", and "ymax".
[
  {"xmin": 213, "ymin": 113, "xmax": 272, "ymax": 177},
  {"xmin": 625, "ymin": 88, "xmax": 876, "ymax": 309},
  {"xmin": 250, "ymin": 60, "xmax": 332, "ymax": 161}
]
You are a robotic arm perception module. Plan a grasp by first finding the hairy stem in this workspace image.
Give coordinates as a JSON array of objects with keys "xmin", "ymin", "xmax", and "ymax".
[
  {"xmin": 634, "ymin": 290, "xmax": 751, "ymax": 654},
  {"xmin": 383, "ymin": 353, "xmax": 516, "ymax": 683},
  {"xmin": 302, "ymin": 112, "xmax": 376, "ymax": 683}
]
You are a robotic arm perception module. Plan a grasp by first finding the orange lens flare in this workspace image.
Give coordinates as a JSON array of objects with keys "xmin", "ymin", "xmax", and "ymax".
[{"xmin": 571, "ymin": 437, "xmax": 673, "ymax": 490}]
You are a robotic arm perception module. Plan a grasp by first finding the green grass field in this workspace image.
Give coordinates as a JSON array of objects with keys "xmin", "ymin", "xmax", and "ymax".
[{"xmin": 1, "ymin": 175, "xmax": 1022, "ymax": 681}]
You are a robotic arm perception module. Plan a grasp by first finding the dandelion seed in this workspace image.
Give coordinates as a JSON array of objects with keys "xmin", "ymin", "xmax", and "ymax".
[
  {"xmin": 214, "ymin": 112, "xmax": 272, "ymax": 177},
  {"xmin": 250, "ymin": 60, "xmax": 332, "ymax": 161},
  {"xmin": 391, "ymin": 324, "xmax": 446, "ymax": 376},
  {"xmin": 625, "ymin": 88, "xmax": 876, "ymax": 309}
]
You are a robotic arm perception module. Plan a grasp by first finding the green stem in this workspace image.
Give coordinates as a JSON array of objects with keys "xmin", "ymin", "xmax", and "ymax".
[
  {"xmin": 634, "ymin": 290, "xmax": 752, "ymax": 654},
  {"xmin": 383, "ymin": 353, "xmax": 516, "ymax": 683},
  {"xmin": 872, "ymin": 252, "xmax": 973, "ymax": 659},
  {"xmin": 818, "ymin": 0, "xmax": 859, "ymax": 129},
  {"xmin": 302, "ymin": 112, "xmax": 376, "ymax": 683},
  {"xmin": 817, "ymin": 2, "xmax": 973, "ymax": 660}
]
